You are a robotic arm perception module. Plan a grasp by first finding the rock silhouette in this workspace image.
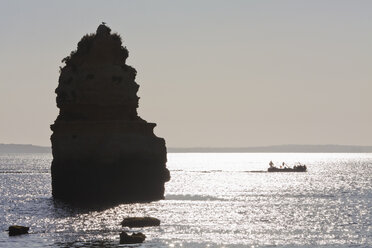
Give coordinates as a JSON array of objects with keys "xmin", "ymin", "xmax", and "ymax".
[
  {"xmin": 121, "ymin": 217, "xmax": 161, "ymax": 227},
  {"xmin": 120, "ymin": 231, "xmax": 146, "ymax": 244},
  {"xmin": 8, "ymin": 225, "xmax": 29, "ymax": 236},
  {"xmin": 51, "ymin": 24, "xmax": 170, "ymax": 204}
]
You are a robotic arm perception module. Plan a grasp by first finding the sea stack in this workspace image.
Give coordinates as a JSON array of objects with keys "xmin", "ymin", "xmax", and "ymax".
[{"xmin": 51, "ymin": 24, "xmax": 170, "ymax": 204}]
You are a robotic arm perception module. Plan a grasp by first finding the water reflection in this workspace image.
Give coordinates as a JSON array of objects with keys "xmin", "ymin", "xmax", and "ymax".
[
  {"xmin": 54, "ymin": 240, "xmax": 119, "ymax": 248},
  {"xmin": 0, "ymin": 153, "xmax": 371, "ymax": 247}
]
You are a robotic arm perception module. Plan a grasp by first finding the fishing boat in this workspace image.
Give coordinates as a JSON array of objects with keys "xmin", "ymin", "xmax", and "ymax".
[{"xmin": 268, "ymin": 161, "xmax": 307, "ymax": 172}]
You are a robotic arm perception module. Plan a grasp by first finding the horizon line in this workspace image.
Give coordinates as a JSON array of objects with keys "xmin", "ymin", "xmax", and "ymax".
[{"xmin": 2, "ymin": 143, "xmax": 372, "ymax": 148}]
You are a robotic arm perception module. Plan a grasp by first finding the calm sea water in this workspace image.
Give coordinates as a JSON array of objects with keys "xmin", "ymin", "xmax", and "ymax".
[{"xmin": 0, "ymin": 153, "xmax": 371, "ymax": 247}]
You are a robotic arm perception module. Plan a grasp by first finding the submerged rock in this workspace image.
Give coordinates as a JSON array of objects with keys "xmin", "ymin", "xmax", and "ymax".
[
  {"xmin": 8, "ymin": 225, "xmax": 29, "ymax": 236},
  {"xmin": 120, "ymin": 231, "xmax": 146, "ymax": 244},
  {"xmin": 121, "ymin": 217, "xmax": 161, "ymax": 227},
  {"xmin": 51, "ymin": 23, "xmax": 170, "ymax": 204}
]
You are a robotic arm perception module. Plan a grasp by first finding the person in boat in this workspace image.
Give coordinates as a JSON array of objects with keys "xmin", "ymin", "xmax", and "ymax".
[{"xmin": 269, "ymin": 161, "xmax": 274, "ymax": 168}]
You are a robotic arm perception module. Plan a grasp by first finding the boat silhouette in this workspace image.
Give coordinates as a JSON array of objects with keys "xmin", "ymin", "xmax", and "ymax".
[{"xmin": 268, "ymin": 161, "xmax": 307, "ymax": 172}]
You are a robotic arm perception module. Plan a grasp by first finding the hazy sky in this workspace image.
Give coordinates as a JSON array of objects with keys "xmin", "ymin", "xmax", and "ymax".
[{"xmin": 0, "ymin": 1, "xmax": 371, "ymax": 147}]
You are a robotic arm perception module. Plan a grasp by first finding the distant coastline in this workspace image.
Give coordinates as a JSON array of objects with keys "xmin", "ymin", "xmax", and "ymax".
[
  {"xmin": 169, "ymin": 145, "xmax": 372, "ymax": 153},
  {"xmin": 0, "ymin": 144, "xmax": 51, "ymax": 153},
  {"xmin": 1, "ymin": 143, "xmax": 372, "ymax": 153}
]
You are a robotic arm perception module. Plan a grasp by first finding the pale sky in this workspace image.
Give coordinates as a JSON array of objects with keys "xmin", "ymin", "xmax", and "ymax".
[{"xmin": 0, "ymin": 0, "xmax": 371, "ymax": 147}]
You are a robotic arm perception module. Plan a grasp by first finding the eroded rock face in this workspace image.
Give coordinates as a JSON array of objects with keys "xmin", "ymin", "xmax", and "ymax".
[{"xmin": 51, "ymin": 24, "xmax": 170, "ymax": 204}]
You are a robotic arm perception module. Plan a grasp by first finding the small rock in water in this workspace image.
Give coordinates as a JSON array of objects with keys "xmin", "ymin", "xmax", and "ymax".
[
  {"xmin": 121, "ymin": 217, "xmax": 160, "ymax": 227},
  {"xmin": 119, "ymin": 231, "xmax": 146, "ymax": 244},
  {"xmin": 8, "ymin": 225, "xmax": 29, "ymax": 236}
]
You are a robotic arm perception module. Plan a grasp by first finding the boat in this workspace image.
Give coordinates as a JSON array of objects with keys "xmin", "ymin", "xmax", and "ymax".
[{"xmin": 268, "ymin": 161, "xmax": 307, "ymax": 172}]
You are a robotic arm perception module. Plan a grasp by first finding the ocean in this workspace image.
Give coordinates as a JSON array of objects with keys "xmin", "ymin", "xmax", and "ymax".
[{"xmin": 0, "ymin": 153, "xmax": 371, "ymax": 247}]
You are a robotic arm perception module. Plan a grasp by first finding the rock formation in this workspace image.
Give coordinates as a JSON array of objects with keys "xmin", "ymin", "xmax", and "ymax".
[
  {"xmin": 7, "ymin": 226, "xmax": 29, "ymax": 236},
  {"xmin": 121, "ymin": 217, "xmax": 161, "ymax": 227},
  {"xmin": 51, "ymin": 24, "xmax": 170, "ymax": 204},
  {"xmin": 120, "ymin": 232, "xmax": 146, "ymax": 244}
]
